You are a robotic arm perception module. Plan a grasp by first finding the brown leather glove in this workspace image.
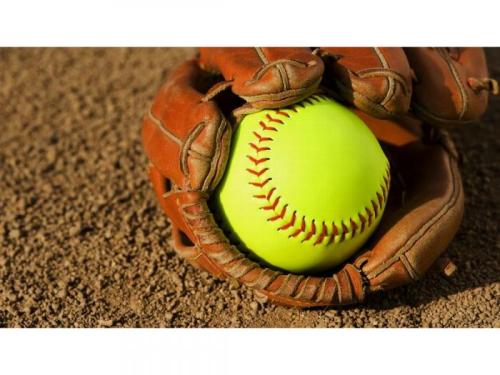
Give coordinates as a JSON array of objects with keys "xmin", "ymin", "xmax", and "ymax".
[{"xmin": 141, "ymin": 48, "xmax": 497, "ymax": 307}]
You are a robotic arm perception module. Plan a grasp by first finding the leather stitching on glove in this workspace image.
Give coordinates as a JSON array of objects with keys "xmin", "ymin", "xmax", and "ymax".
[
  {"xmin": 437, "ymin": 48, "xmax": 469, "ymax": 120},
  {"xmin": 253, "ymin": 47, "xmax": 290, "ymax": 90},
  {"xmin": 372, "ymin": 47, "xmax": 397, "ymax": 106}
]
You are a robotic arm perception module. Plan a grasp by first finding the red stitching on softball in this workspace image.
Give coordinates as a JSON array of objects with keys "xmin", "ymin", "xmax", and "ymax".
[
  {"xmin": 266, "ymin": 187, "xmax": 276, "ymax": 200},
  {"xmin": 275, "ymin": 110, "xmax": 290, "ymax": 118},
  {"xmin": 253, "ymin": 193, "xmax": 266, "ymax": 199},
  {"xmin": 246, "ymin": 167, "xmax": 269, "ymax": 177},
  {"xmin": 326, "ymin": 223, "xmax": 336, "ymax": 245},
  {"xmin": 314, "ymin": 222, "xmax": 328, "ymax": 245},
  {"xmin": 365, "ymin": 207, "xmax": 373, "ymax": 226},
  {"xmin": 261, "ymin": 196, "xmax": 280, "ymax": 211},
  {"xmin": 332, "ymin": 223, "xmax": 339, "ymax": 236},
  {"xmin": 268, "ymin": 204, "xmax": 287, "ymax": 221},
  {"xmin": 278, "ymin": 211, "xmax": 296, "ymax": 230},
  {"xmin": 249, "ymin": 143, "xmax": 270, "ymax": 153},
  {"xmin": 259, "ymin": 121, "xmax": 277, "ymax": 132},
  {"xmin": 302, "ymin": 220, "xmax": 316, "ymax": 242},
  {"xmin": 247, "ymin": 155, "xmax": 270, "ymax": 165},
  {"xmin": 266, "ymin": 114, "xmax": 284, "ymax": 124},
  {"xmin": 371, "ymin": 200, "xmax": 378, "ymax": 216},
  {"xmin": 253, "ymin": 131, "xmax": 273, "ymax": 143},
  {"xmin": 339, "ymin": 222, "xmax": 348, "ymax": 242},
  {"xmin": 350, "ymin": 218, "xmax": 358, "ymax": 237},
  {"xmin": 249, "ymin": 178, "xmax": 272, "ymax": 188},
  {"xmin": 289, "ymin": 216, "xmax": 306, "ymax": 238},
  {"xmin": 377, "ymin": 192, "xmax": 384, "ymax": 206},
  {"xmin": 359, "ymin": 212, "xmax": 367, "ymax": 233}
]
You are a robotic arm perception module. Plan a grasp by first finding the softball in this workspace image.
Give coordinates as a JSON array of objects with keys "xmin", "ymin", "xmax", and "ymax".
[{"xmin": 211, "ymin": 95, "xmax": 390, "ymax": 274}]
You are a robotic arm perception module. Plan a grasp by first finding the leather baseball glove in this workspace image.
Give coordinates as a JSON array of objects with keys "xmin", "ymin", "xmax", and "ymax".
[{"xmin": 142, "ymin": 48, "xmax": 497, "ymax": 307}]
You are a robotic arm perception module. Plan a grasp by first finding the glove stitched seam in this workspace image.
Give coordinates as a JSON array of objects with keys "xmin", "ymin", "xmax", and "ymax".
[
  {"xmin": 373, "ymin": 47, "xmax": 396, "ymax": 106},
  {"xmin": 148, "ymin": 110, "xmax": 183, "ymax": 146},
  {"xmin": 355, "ymin": 68, "xmax": 410, "ymax": 97},
  {"xmin": 327, "ymin": 80, "xmax": 404, "ymax": 118},
  {"xmin": 199, "ymin": 117, "xmax": 230, "ymax": 192},
  {"xmin": 437, "ymin": 48, "xmax": 469, "ymax": 120},
  {"xmin": 239, "ymin": 78, "xmax": 322, "ymax": 102},
  {"xmin": 253, "ymin": 47, "xmax": 290, "ymax": 91}
]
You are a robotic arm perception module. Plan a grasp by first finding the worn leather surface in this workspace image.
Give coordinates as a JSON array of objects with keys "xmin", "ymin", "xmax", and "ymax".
[
  {"xmin": 319, "ymin": 47, "xmax": 413, "ymax": 118},
  {"xmin": 141, "ymin": 47, "xmax": 496, "ymax": 307},
  {"xmin": 405, "ymin": 48, "xmax": 494, "ymax": 125},
  {"xmin": 199, "ymin": 48, "xmax": 323, "ymax": 115},
  {"xmin": 142, "ymin": 59, "xmax": 231, "ymax": 193}
]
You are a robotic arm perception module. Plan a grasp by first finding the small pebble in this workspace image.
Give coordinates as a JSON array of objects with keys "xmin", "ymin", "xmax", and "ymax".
[
  {"xmin": 98, "ymin": 319, "xmax": 114, "ymax": 327},
  {"xmin": 8, "ymin": 229, "xmax": 21, "ymax": 240},
  {"xmin": 249, "ymin": 301, "xmax": 259, "ymax": 314},
  {"xmin": 325, "ymin": 310, "xmax": 338, "ymax": 319},
  {"xmin": 165, "ymin": 312, "xmax": 174, "ymax": 323},
  {"xmin": 69, "ymin": 225, "xmax": 81, "ymax": 237}
]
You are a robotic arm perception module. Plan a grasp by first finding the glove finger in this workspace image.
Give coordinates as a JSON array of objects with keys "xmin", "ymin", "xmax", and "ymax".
[
  {"xmin": 353, "ymin": 125, "xmax": 464, "ymax": 292},
  {"xmin": 404, "ymin": 47, "xmax": 497, "ymax": 126},
  {"xmin": 199, "ymin": 47, "xmax": 323, "ymax": 114},
  {"xmin": 142, "ymin": 59, "xmax": 232, "ymax": 193},
  {"xmin": 318, "ymin": 47, "xmax": 413, "ymax": 118}
]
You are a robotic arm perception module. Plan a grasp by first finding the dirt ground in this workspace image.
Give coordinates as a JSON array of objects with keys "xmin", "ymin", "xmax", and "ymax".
[{"xmin": 0, "ymin": 48, "xmax": 498, "ymax": 328}]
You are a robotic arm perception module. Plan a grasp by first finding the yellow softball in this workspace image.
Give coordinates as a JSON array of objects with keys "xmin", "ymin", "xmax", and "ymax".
[{"xmin": 211, "ymin": 95, "xmax": 390, "ymax": 274}]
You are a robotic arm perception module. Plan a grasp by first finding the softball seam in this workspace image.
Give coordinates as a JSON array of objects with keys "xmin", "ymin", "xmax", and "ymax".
[{"xmin": 245, "ymin": 94, "xmax": 391, "ymax": 246}]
